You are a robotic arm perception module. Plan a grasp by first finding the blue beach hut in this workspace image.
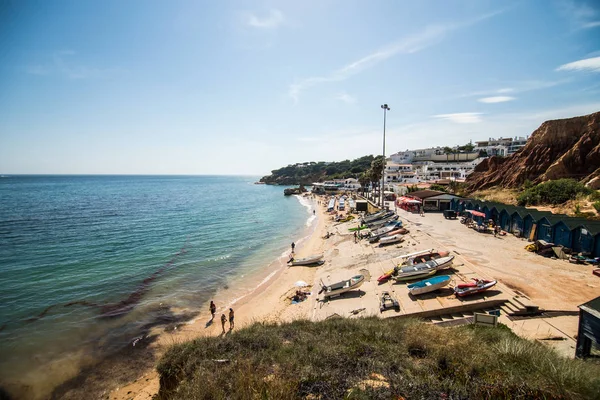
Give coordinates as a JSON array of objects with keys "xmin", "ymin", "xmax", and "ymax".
[
  {"xmin": 536, "ymin": 216, "xmax": 554, "ymax": 242},
  {"xmin": 571, "ymin": 221, "xmax": 600, "ymax": 255},
  {"xmin": 499, "ymin": 208, "xmax": 514, "ymax": 232},
  {"xmin": 553, "ymin": 221, "xmax": 574, "ymax": 248},
  {"xmin": 511, "ymin": 211, "xmax": 525, "ymax": 236}
]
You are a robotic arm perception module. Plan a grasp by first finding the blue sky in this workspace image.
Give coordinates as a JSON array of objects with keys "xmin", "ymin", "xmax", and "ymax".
[{"xmin": 1, "ymin": 0, "xmax": 599, "ymax": 175}]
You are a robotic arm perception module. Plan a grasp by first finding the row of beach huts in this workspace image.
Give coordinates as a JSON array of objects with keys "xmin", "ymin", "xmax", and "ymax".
[{"xmin": 450, "ymin": 199, "xmax": 600, "ymax": 257}]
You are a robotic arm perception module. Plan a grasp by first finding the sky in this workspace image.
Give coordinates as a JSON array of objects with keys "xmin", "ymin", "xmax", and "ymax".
[{"xmin": 1, "ymin": 0, "xmax": 600, "ymax": 176}]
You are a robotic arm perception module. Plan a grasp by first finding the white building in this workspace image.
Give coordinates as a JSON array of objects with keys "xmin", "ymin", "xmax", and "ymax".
[{"xmin": 474, "ymin": 136, "xmax": 528, "ymax": 156}]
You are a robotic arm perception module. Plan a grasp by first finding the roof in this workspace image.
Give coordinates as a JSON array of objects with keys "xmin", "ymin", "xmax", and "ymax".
[
  {"xmin": 579, "ymin": 296, "xmax": 600, "ymax": 320},
  {"xmin": 407, "ymin": 190, "xmax": 446, "ymax": 199},
  {"xmin": 456, "ymin": 198, "xmax": 600, "ymax": 232}
]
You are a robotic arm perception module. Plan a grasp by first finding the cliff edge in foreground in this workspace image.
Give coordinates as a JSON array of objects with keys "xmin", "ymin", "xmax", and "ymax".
[{"xmin": 156, "ymin": 318, "xmax": 600, "ymax": 399}]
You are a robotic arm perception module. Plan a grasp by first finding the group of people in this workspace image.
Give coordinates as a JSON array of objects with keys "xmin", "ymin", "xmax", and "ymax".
[
  {"xmin": 292, "ymin": 290, "xmax": 308, "ymax": 302},
  {"xmin": 209, "ymin": 300, "xmax": 235, "ymax": 333}
]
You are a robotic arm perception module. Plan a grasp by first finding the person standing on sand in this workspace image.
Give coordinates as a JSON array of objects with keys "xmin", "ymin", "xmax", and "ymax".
[
  {"xmin": 229, "ymin": 308, "xmax": 235, "ymax": 330},
  {"xmin": 209, "ymin": 300, "xmax": 216, "ymax": 321},
  {"xmin": 354, "ymin": 231, "xmax": 358, "ymax": 243},
  {"xmin": 291, "ymin": 242, "xmax": 295, "ymax": 253},
  {"xmin": 220, "ymin": 314, "xmax": 227, "ymax": 333}
]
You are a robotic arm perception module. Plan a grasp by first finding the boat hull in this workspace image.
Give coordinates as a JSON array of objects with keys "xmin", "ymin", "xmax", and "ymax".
[
  {"xmin": 408, "ymin": 275, "xmax": 451, "ymax": 295},
  {"xmin": 321, "ymin": 275, "xmax": 365, "ymax": 298},
  {"xmin": 454, "ymin": 280, "xmax": 497, "ymax": 297}
]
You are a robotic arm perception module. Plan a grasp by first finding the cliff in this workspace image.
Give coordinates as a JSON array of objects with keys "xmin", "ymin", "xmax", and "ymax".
[{"xmin": 465, "ymin": 111, "xmax": 600, "ymax": 191}]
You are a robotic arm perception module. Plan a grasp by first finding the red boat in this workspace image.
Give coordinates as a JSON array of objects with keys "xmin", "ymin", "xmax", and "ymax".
[{"xmin": 454, "ymin": 278, "xmax": 497, "ymax": 297}]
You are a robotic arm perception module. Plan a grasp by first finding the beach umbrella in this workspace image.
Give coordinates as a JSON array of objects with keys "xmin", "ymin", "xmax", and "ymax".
[{"xmin": 294, "ymin": 280, "xmax": 308, "ymax": 287}]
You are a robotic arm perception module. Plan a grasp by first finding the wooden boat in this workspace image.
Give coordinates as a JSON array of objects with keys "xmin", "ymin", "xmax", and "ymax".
[
  {"xmin": 380, "ymin": 291, "xmax": 400, "ymax": 312},
  {"xmin": 378, "ymin": 234, "xmax": 404, "ymax": 246},
  {"xmin": 288, "ymin": 254, "xmax": 324, "ymax": 266},
  {"xmin": 454, "ymin": 278, "xmax": 497, "ymax": 297},
  {"xmin": 319, "ymin": 275, "xmax": 365, "ymax": 298},
  {"xmin": 407, "ymin": 275, "xmax": 451, "ymax": 295},
  {"xmin": 377, "ymin": 249, "xmax": 436, "ymax": 282}
]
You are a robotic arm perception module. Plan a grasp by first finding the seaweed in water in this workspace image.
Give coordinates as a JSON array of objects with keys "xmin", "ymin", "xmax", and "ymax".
[{"xmin": 13, "ymin": 239, "xmax": 189, "ymax": 327}]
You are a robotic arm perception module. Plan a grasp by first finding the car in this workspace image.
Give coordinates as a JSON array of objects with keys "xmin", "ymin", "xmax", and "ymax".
[{"xmin": 443, "ymin": 210, "xmax": 457, "ymax": 219}]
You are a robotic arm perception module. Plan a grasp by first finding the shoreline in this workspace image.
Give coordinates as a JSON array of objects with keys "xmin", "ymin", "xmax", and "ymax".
[{"xmin": 48, "ymin": 194, "xmax": 331, "ymax": 400}]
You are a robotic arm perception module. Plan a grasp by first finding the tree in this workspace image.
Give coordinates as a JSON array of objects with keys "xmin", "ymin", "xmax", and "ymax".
[
  {"xmin": 358, "ymin": 173, "xmax": 370, "ymax": 194},
  {"xmin": 369, "ymin": 157, "xmax": 384, "ymax": 192}
]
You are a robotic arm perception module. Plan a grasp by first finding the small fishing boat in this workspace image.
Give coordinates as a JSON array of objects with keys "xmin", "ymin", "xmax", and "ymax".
[
  {"xmin": 319, "ymin": 275, "xmax": 365, "ymax": 298},
  {"xmin": 392, "ymin": 266, "xmax": 436, "ymax": 282},
  {"xmin": 392, "ymin": 256, "xmax": 454, "ymax": 282},
  {"xmin": 454, "ymin": 278, "xmax": 497, "ymax": 297},
  {"xmin": 408, "ymin": 275, "xmax": 451, "ymax": 295},
  {"xmin": 378, "ymin": 234, "xmax": 404, "ymax": 246},
  {"xmin": 288, "ymin": 254, "xmax": 324, "ymax": 266},
  {"xmin": 407, "ymin": 254, "xmax": 454, "ymax": 270},
  {"xmin": 377, "ymin": 249, "xmax": 436, "ymax": 283},
  {"xmin": 403, "ymin": 250, "xmax": 450, "ymax": 267}
]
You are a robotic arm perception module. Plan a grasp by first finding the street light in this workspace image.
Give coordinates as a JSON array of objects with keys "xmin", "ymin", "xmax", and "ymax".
[{"xmin": 380, "ymin": 103, "xmax": 390, "ymax": 208}]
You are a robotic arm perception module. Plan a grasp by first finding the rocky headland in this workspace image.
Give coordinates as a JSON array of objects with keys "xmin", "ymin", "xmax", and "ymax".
[{"xmin": 465, "ymin": 111, "xmax": 600, "ymax": 191}]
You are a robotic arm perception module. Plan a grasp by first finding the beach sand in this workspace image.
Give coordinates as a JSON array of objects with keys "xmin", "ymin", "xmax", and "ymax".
[{"xmin": 77, "ymin": 197, "xmax": 599, "ymax": 399}]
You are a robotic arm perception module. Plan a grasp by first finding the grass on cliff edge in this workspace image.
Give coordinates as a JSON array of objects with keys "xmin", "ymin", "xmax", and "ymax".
[{"xmin": 156, "ymin": 318, "xmax": 600, "ymax": 400}]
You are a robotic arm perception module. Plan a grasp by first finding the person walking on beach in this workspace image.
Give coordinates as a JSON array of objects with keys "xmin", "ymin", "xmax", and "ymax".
[
  {"xmin": 209, "ymin": 300, "xmax": 216, "ymax": 321},
  {"xmin": 229, "ymin": 308, "xmax": 235, "ymax": 330},
  {"xmin": 291, "ymin": 242, "xmax": 295, "ymax": 253},
  {"xmin": 220, "ymin": 313, "xmax": 227, "ymax": 333},
  {"xmin": 354, "ymin": 231, "xmax": 358, "ymax": 243}
]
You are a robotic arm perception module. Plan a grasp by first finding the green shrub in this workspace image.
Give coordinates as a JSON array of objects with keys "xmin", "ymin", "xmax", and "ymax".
[
  {"xmin": 593, "ymin": 201, "xmax": 600, "ymax": 214},
  {"xmin": 429, "ymin": 184, "xmax": 448, "ymax": 192},
  {"xmin": 156, "ymin": 318, "xmax": 600, "ymax": 400},
  {"xmin": 517, "ymin": 179, "xmax": 592, "ymax": 206}
]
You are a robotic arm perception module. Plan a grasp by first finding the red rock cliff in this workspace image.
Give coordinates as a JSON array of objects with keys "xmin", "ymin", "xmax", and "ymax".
[{"xmin": 465, "ymin": 111, "xmax": 600, "ymax": 191}]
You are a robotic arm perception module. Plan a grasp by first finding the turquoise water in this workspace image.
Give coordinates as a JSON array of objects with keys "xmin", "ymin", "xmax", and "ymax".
[{"xmin": 0, "ymin": 175, "xmax": 313, "ymax": 396}]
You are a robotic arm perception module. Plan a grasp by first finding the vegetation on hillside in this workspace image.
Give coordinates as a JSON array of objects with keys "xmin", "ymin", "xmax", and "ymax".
[
  {"xmin": 156, "ymin": 318, "xmax": 600, "ymax": 400},
  {"xmin": 259, "ymin": 155, "xmax": 382, "ymax": 185},
  {"xmin": 517, "ymin": 179, "xmax": 594, "ymax": 206}
]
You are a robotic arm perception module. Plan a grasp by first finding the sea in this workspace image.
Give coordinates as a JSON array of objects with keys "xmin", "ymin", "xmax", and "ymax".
[{"xmin": 0, "ymin": 175, "xmax": 315, "ymax": 398}]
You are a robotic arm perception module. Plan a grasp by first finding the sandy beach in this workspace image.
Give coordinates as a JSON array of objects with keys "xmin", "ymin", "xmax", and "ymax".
[{"xmin": 99, "ymin": 195, "xmax": 599, "ymax": 399}]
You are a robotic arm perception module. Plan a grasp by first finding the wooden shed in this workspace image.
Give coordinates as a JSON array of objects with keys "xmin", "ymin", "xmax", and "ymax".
[{"xmin": 576, "ymin": 296, "xmax": 600, "ymax": 358}]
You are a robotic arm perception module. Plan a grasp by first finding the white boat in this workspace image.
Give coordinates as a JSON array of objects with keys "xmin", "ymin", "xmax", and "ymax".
[
  {"xmin": 392, "ymin": 256, "xmax": 454, "ymax": 281},
  {"xmin": 406, "ymin": 254, "xmax": 454, "ymax": 269},
  {"xmin": 407, "ymin": 275, "xmax": 451, "ymax": 295},
  {"xmin": 319, "ymin": 275, "xmax": 365, "ymax": 298},
  {"xmin": 379, "ymin": 234, "xmax": 404, "ymax": 246},
  {"xmin": 288, "ymin": 254, "xmax": 324, "ymax": 266}
]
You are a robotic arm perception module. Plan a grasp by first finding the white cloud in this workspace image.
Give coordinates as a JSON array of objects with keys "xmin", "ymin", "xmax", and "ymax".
[
  {"xmin": 335, "ymin": 92, "xmax": 357, "ymax": 104},
  {"xmin": 433, "ymin": 113, "xmax": 483, "ymax": 124},
  {"xmin": 497, "ymin": 88, "xmax": 514, "ymax": 93},
  {"xmin": 245, "ymin": 9, "xmax": 284, "ymax": 29},
  {"xmin": 556, "ymin": 56, "xmax": 600, "ymax": 72},
  {"xmin": 556, "ymin": 0, "xmax": 600, "ymax": 30},
  {"xmin": 288, "ymin": 10, "xmax": 503, "ymax": 102},
  {"xmin": 478, "ymin": 96, "xmax": 516, "ymax": 103}
]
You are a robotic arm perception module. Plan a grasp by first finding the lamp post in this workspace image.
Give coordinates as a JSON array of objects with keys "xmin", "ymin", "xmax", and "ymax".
[{"xmin": 380, "ymin": 104, "xmax": 390, "ymax": 208}]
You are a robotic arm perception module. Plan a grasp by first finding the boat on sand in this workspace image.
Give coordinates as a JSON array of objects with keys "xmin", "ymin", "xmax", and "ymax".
[
  {"xmin": 377, "ymin": 249, "xmax": 447, "ymax": 282},
  {"xmin": 454, "ymin": 278, "xmax": 497, "ymax": 297},
  {"xmin": 288, "ymin": 254, "xmax": 324, "ymax": 266},
  {"xmin": 408, "ymin": 275, "xmax": 451, "ymax": 295},
  {"xmin": 378, "ymin": 234, "xmax": 404, "ymax": 246},
  {"xmin": 391, "ymin": 256, "xmax": 454, "ymax": 282},
  {"xmin": 319, "ymin": 275, "xmax": 365, "ymax": 298}
]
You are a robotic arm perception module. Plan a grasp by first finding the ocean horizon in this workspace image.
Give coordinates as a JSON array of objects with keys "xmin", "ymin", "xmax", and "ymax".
[{"xmin": 0, "ymin": 175, "xmax": 315, "ymax": 398}]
